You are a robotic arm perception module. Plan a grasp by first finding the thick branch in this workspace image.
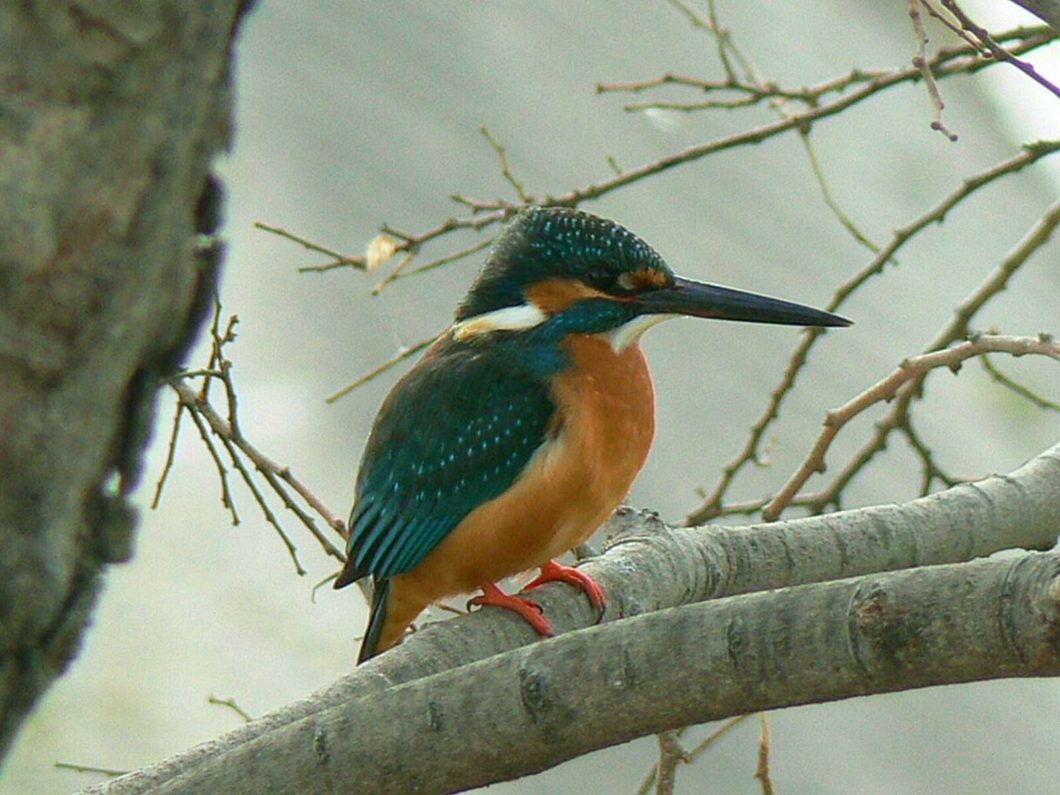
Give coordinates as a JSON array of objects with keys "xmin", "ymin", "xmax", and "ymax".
[
  {"xmin": 86, "ymin": 442, "xmax": 1060, "ymax": 794},
  {"xmin": 119, "ymin": 547, "xmax": 1060, "ymax": 795}
]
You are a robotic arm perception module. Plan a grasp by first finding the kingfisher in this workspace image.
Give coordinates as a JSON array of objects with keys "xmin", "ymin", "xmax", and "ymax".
[{"xmin": 334, "ymin": 206, "xmax": 850, "ymax": 663}]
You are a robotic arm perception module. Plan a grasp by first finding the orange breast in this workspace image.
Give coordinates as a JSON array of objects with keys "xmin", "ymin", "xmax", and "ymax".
[{"xmin": 391, "ymin": 333, "xmax": 655, "ymax": 607}]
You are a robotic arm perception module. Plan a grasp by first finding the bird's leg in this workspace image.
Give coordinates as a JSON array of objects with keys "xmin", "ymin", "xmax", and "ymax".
[
  {"xmin": 467, "ymin": 582, "xmax": 554, "ymax": 637},
  {"xmin": 523, "ymin": 559, "xmax": 606, "ymax": 620}
]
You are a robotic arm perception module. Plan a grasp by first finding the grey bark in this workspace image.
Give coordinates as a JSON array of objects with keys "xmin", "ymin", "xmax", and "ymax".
[
  {"xmin": 148, "ymin": 549, "xmax": 1060, "ymax": 795},
  {"xmin": 0, "ymin": 0, "xmax": 251, "ymax": 760},
  {"xmin": 85, "ymin": 443, "xmax": 1060, "ymax": 794}
]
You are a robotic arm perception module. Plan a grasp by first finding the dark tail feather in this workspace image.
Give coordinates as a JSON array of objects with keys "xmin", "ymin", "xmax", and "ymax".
[
  {"xmin": 333, "ymin": 555, "xmax": 367, "ymax": 590},
  {"xmin": 357, "ymin": 578, "xmax": 390, "ymax": 665}
]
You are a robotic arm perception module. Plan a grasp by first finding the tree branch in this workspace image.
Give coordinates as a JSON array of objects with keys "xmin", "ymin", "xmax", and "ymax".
[
  {"xmin": 84, "ymin": 442, "xmax": 1060, "ymax": 794},
  {"xmin": 764, "ymin": 333, "xmax": 1060, "ymax": 520},
  {"xmin": 103, "ymin": 543, "xmax": 1060, "ymax": 795}
]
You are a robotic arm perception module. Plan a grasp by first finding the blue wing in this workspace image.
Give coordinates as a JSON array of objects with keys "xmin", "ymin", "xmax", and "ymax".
[{"xmin": 336, "ymin": 336, "xmax": 558, "ymax": 584}]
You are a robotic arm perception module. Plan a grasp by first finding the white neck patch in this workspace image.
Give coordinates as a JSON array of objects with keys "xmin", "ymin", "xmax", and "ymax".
[
  {"xmin": 452, "ymin": 303, "xmax": 548, "ymax": 340},
  {"xmin": 604, "ymin": 313, "xmax": 677, "ymax": 352}
]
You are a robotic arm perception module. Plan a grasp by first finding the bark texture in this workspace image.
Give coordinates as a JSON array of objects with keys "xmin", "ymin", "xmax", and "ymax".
[
  {"xmin": 84, "ymin": 443, "xmax": 1060, "ymax": 794},
  {"xmin": 0, "ymin": 0, "xmax": 250, "ymax": 759},
  {"xmin": 145, "ymin": 549, "xmax": 1060, "ymax": 795}
]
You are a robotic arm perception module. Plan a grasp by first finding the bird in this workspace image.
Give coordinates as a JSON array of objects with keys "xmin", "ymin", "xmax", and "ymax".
[{"xmin": 334, "ymin": 206, "xmax": 850, "ymax": 663}]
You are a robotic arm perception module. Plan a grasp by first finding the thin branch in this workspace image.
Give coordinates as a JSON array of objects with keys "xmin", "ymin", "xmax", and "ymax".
[
  {"xmin": 184, "ymin": 396, "xmax": 241, "ymax": 526},
  {"xmin": 800, "ymin": 200, "xmax": 1060, "ymax": 515},
  {"xmin": 798, "ymin": 130, "xmax": 882, "ymax": 254},
  {"xmin": 480, "ymin": 126, "xmax": 531, "ymax": 203},
  {"xmin": 370, "ymin": 210, "xmax": 513, "ymax": 291},
  {"xmin": 764, "ymin": 334, "xmax": 1060, "ymax": 520},
  {"xmin": 150, "ymin": 400, "xmax": 185, "ymax": 510},
  {"xmin": 171, "ymin": 379, "xmax": 345, "ymax": 564},
  {"xmin": 159, "ymin": 292, "xmax": 347, "ymax": 568},
  {"xmin": 942, "ymin": 0, "xmax": 1060, "ymax": 98},
  {"xmin": 980, "ymin": 353, "xmax": 1060, "ymax": 410},
  {"xmin": 1009, "ymin": 0, "xmax": 1060, "ymax": 33},
  {"xmin": 278, "ymin": 28, "xmax": 1053, "ymax": 295},
  {"xmin": 254, "ymin": 221, "xmax": 367, "ymax": 272},
  {"xmin": 653, "ymin": 730, "xmax": 688, "ymax": 795},
  {"xmin": 599, "ymin": 27, "xmax": 1050, "ymax": 112},
  {"xmin": 908, "ymin": 0, "xmax": 960, "ymax": 140},
  {"xmin": 403, "ymin": 238, "xmax": 493, "ymax": 279},
  {"xmin": 212, "ymin": 421, "xmax": 307, "ymax": 575},
  {"xmin": 687, "ymin": 715, "xmax": 751, "ymax": 760},
  {"xmin": 54, "ymin": 762, "xmax": 127, "ymax": 778},
  {"xmin": 567, "ymin": 29, "xmax": 1050, "ymax": 203},
  {"xmin": 755, "ymin": 713, "xmax": 773, "ymax": 795},
  {"xmin": 636, "ymin": 715, "xmax": 750, "ymax": 795},
  {"xmin": 325, "ymin": 334, "xmax": 438, "ymax": 404},
  {"xmin": 370, "ymin": 249, "xmax": 415, "ymax": 295},
  {"xmin": 208, "ymin": 695, "xmax": 254, "ymax": 724},
  {"xmin": 900, "ymin": 418, "xmax": 962, "ymax": 495},
  {"xmin": 687, "ymin": 142, "xmax": 1060, "ymax": 524},
  {"xmin": 664, "ymin": 0, "xmax": 742, "ymax": 82}
]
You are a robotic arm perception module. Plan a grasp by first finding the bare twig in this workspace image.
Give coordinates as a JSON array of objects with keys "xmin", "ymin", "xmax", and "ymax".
[
  {"xmin": 600, "ymin": 27, "xmax": 1050, "ymax": 111},
  {"xmin": 635, "ymin": 715, "xmax": 750, "ymax": 794},
  {"xmin": 184, "ymin": 396, "xmax": 241, "ymax": 526},
  {"xmin": 208, "ymin": 695, "xmax": 254, "ymax": 724},
  {"xmin": 900, "ymin": 419, "xmax": 963, "ymax": 495},
  {"xmin": 764, "ymin": 334, "xmax": 1060, "ymax": 520},
  {"xmin": 908, "ymin": 0, "xmax": 960, "ymax": 140},
  {"xmin": 755, "ymin": 713, "xmax": 773, "ymax": 795},
  {"xmin": 687, "ymin": 142, "xmax": 1060, "ymax": 524},
  {"xmin": 278, "ymin": 28, "xmax": 1052, "ymax": 298},
  {"xmin": 480, "ymin": 126, "xmax": 531, "ymax": 203},
  {"xmin": 798, "ymin": 130, "xmax": 882, "ymax": 254},
  {"xmin": 941, "ymin": 0, "xmax": 1060, "ymax": 98},
  {"xmin": 171, "ymin": 379, "xmax": 345, "ymax": 567},
  {"xmin": 54, "ymin": 762, "xmax": 127, "ymax": 778},
  {"xmin": 687, "ymin": 715, "xmax": 752, "ymax": 759},
  {"xmin": 161, "ymin": 296, "xmax": 348, "ymax": 569},
  {"xmin": 370, "ymin": 250, "xmax": 416, "ymax": 295},
  {"xmin": 794, "ymin": 200, "xmax": 1060, "ymax": 516},
  {"xmin": 403, "ymin": 238, "xmax": 493, "ymax": 279},
  {"xmin": 921, "ymin": 0, "xmax": 988, "ymax": 49},
  {"xmin": 980, "ymin": 354, "xmax": 1060, "ymax": 411},
  {"xmin": 325, "ymin": 334, "xmax": 438, "ymax": 404},
  {"xmin": 255, "ymin": 221, "xmax": 367, "ymax": 272},
  {"xmin": 653, "ymin": 730, "xmax": 689, "ymax": 795},
  {"xmin": 151, "ymin": 400, "xmax": 185, "ymax": 510}
]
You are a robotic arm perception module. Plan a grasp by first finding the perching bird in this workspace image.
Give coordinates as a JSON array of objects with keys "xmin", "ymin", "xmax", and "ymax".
[{"xmin": 335, "ymin": 206, "xmax": 850, "ymax": 662}]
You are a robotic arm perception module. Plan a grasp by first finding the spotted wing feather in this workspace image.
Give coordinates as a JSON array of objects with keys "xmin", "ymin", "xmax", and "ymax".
[{"xmin": 336, "ymin": 339, "xmax": 557, "ymax": 586}]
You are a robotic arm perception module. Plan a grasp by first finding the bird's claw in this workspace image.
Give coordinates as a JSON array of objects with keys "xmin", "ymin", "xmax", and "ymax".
[
  {"xmin": 468, "ymin": 582, "xmax": 554, "ymax": 637},
  {"xmin": 523, "ymin": 559, "xmax": 607, "ymax": 623}
]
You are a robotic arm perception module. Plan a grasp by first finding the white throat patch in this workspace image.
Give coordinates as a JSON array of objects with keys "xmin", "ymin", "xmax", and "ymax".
[
  {"xmin": 605, "ymin": 314, "xmax": 677, "ymax": 352},
  {"xmin": 452, "ymin": 303, "xmax": 548, "ymax": 340}
]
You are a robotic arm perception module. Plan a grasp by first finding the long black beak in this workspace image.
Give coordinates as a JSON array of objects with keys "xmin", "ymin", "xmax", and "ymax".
[{"xmin": 635, "ymin": 276, "xmax": 851, "ymax": 328}]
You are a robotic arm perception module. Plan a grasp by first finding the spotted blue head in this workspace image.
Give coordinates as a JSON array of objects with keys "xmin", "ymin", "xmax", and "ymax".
[{"xmin": 453, "ymin": 206, "xmax": 850, "ymax": 348}]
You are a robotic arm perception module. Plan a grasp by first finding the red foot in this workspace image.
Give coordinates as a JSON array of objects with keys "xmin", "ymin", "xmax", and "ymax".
[
  {"xmin": 524, "ymin": 559, "xmax": 606, "ymax": 621},
  {"xmin": 468, "ymin": 582, "xmax": 554, "ymax": 637}
]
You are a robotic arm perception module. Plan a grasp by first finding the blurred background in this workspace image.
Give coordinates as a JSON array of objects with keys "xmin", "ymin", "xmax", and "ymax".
[{"xmin": 4, "ymin": 1, "xmax": 1059, "ymax": 793}]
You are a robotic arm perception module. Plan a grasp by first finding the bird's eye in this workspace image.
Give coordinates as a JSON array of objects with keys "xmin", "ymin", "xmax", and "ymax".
[{"xmin": 585, "ymin": 264, "xmax": 617, "ymax": 291}]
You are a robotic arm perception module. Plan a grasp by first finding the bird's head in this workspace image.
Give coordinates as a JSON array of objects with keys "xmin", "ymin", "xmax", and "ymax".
[{"xmin": 454, "ymin": 207, "xmax": 850, "ymax": 349}]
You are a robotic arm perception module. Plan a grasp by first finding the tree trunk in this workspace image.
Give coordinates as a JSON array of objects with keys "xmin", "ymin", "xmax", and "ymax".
[{"xmin": 0, "ymin": 0, "xmax": 251, "ymax": 759}]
